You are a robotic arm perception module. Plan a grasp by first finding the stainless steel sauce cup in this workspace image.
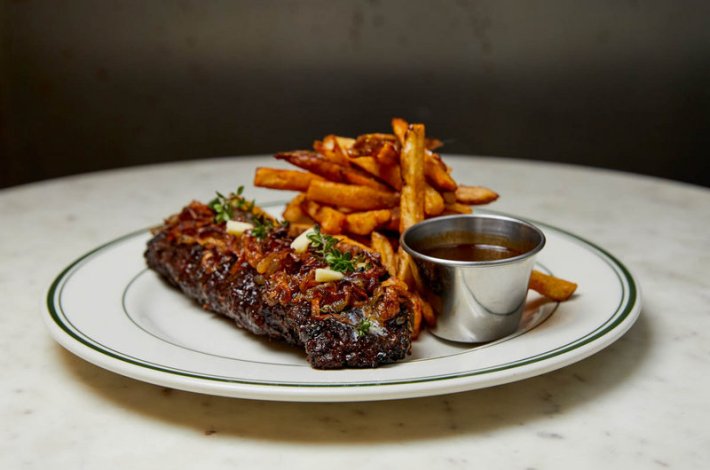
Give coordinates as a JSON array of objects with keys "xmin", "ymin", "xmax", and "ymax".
[{"xmin": 401, "ymin": 214, "xmax": 546, "ymax": 343}]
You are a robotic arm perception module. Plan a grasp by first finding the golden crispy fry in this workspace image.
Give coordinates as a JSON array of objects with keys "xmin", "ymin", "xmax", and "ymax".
[
  {"xmin": 341, "ymin": 165, "xmax": 393, "ymax": 192},
  {"xmin": 334, "ymin": 136, "xmax": 355, "ymax": 162},
  {"xmin": 333, "ymin": 234, "xmax": 373, "ymax": 253},
  {"xmin": 407, "ymin": 252, "xmax": 425, "ymax": 293},
  {"xmin": 425, "ymin": 152, "xmax": 458, "ymax": 191},
  {"xmin": 352, "ymin": 133, "xmax": 398, "ymax": 157},
  {"xmin": 419, "ymin": 296, "xmax": 436, "ymax": 327},
  {"xmin": 396, "ymin": 248, "xmax": 413, "ymax": 287},
  {"xmin": 384, "ymin": 207, "xmax": 400, "ymax": 232},
  {"xmin": 392, "ymin": 117, "xmax": 443, "ymax": 151},
  {"xmin": 391, "ymin": 117, "xmax": 408, "ymax": 146},
  {"xmin": 277, "ymin": 150, "xmax": 390, "ymax": 191},
  {"xmin": 399, "ymin": 124, "xmax": 426, "ymax": 232},
  {"xmin": 402, "ymin": 291, "xmax": 433, "ymax": 338},
  {"xmin": 312, "ymin": 139, "xmax": 329, "ymax": 154},
  {"xmin": 344, "ymin": 209, "xmax": 392, "ymax": 236},
  {"xmin": 350, "ymin": 156, "xmax": 402, "ymax": 190},
  {"xmin": 276, "ymin": 151, "xmax": 349, "ymax": 182},
  {"xmin": 455, "ymin": 185, "xmax": 499, "ymax": 205},
  {"xmin": 357, "ymin": 133, "xmax": 398, "ymax": 142},
  {"xmin": 444, "ymin": 202, "xmax": 473, "ymax": 214},
  {"xmin": 375, "ymin": 141, "xmax": 399, "ymax": 166},
  {"xmin": 306, "ymin": 180, "xmax": 399, "ymax": 211},
  {"xmin": 282, "ymin": 193, "xmax": 314, "ymax": 224},
  {"xmin": 253, "ymin": 167, "xmax": 324, "ymax": 192},
  {"xmin": 314, "ymin": 135, "xmax": 351, "ymax": 166},
  {"xmin": 424, "ymin": 184, "xmax": 445, "ymax": 216},
  {"xmin": 313, "ymin": 137, "xmax": 336, "ymax": 163},
  {"xmin": 529, "ymin": 270, "xmax": 578, "ymax": 302},
  {"xmin": 410, "ymin": 293, "xmax": 423, "ymax": 339},
  {"xmin": 301, "ymin": 199, "xmax": 346, "ymax": 234},
  {"xmin": 370, "ymin": 232, "xmax": 397, "ymax": 277},
  {"xmin": 441, "ymin": 191, "xmax": 457, "ymax": 204}
]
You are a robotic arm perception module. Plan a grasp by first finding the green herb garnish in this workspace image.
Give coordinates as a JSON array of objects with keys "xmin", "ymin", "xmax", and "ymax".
[
  {"xmin": 208, "ymin": 186, "xmax": 257, "ymax": 224},
  {"xmin": 306, "ymin": 225, "xmax": 363, "ymax": 273},
  {"xmin": 356, "ymin": 318, "xmax": 372, "ymax": 337},
  {"xmin": 209, "ymin": 191, "xmax": 233, "ymax": 223},
  {"xmin": 251, "ymin": 216, "xmax": 274, "ymax": 240}
]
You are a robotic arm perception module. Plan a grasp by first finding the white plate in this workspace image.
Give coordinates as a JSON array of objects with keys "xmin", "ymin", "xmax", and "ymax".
[{"xmin": 44, "ymin": 205, "xmax": 640, "ymax": 402}]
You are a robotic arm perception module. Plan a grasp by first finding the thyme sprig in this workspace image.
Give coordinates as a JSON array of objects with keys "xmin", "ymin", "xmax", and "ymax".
[
  {"xmin": 306, "ymin": 225, "xmax": 364, "ymax": 273},
  {"xmin": 208, "ymin": 186, "xmax": 256, "ymax": 223},
  {"xmin": 209, "ymin": 191, "xmax": 235, "ymax": 223},
  {"xmin": 251, "ymin": 216, "xmax": 274, "ymax": 239},
  {"xmin": 208, "ymin": 186, "xmax": 279, "ymax": 239}
]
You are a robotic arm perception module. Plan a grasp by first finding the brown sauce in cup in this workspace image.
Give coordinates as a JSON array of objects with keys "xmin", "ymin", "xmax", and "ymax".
[{"xmin": 421, "ymin": 242, "xmax": 523, "ymax": 262}]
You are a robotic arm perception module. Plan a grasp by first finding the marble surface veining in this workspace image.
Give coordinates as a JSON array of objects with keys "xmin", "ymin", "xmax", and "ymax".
[{"xmin": 1, "ymin": 156, "xmax": 709, "ymax": 469}]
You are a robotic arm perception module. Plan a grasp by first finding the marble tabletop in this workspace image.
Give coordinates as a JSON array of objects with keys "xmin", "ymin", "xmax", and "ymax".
[{"xmin": 1, "ymin": 156, "xmax": 708, "ymax": 469}]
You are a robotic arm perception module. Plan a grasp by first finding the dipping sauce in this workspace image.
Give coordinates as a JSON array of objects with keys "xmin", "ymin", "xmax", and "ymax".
[{"xmin": 421, "ymin": 242, "xmax": 523, "ymax": 262}]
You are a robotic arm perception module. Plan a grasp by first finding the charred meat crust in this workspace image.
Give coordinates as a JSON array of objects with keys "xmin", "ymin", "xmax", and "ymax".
[{"xmin": 144, "ymin": 201, "xmax": 413, "ymax": 369}]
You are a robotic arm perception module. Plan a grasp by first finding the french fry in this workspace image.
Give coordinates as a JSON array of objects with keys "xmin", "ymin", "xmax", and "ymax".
[
  {"xmin": 419, "ymin": 296, "xmax": 436, "ymax": 327},
  {"xmin": 282, "ymin": 194, "xmax": 313, "ymax": 224},
  {"xmin": 306, "ymin": 180, "xmax": 399, "ymax": 211},
  {"xmin": 406, "ymin": 252, "xmax": 425, "ymax": 293},
  {"xmin": 277, "ymin": 150, "xmax": 390, "ymax": 191},
  {"xmin": 352, "ymin": 133, "xmax": 398, "ymax": 157},
  {"xmin": 370, "ymin": 232, "xmax": 397, "ymax": 277},
  {"xmin": 444, "ymin": 202, "xmax": 473, "ymax": 214},
  {"xmin": 455, "ymin": 185, "xmax": 499, "ymax": 205},
  {"xmin": 396, "ymin": 251, "xmax": 414, "ymax": 288},
  {"xmin": 425, "ymin": 151, "xmax": 458, "ymax": 191},
  {"xmin": 350, "ymin": 156, "xmax": 402, "ymax": 190},
  {"xmin": 341, "ymin": 166, "xmax": 393, "ymax": 192},
  {"xmin": 403, "ymin": 291, "xmax": 433, "ymax": 338},
  {"xmin": 391, "ymin": 117, "xmax": 408, "ymax": 146},
  {"xmin": 392, "ymin": 117, "xmax": 443, "ymax": 150},
  {"xmin": 529, "ymin": 270, "xmax": 578, "ymax": 302},
  {"xmin": 424, "ymin": 184, "xmax": 445, "ymax": 216},
  {"xmin": 333, "ymin": 136, "xmax": 355, "ymax": 163},
  {"xmin": 399, "ymin": 124, "xmax": 426, "ymax": 232},
  {"xmin": 301, "ymin": 199, "xmax": 346, "ymax": 234},
  {"xmin": 397, "ymin": 124, "xmax": 426, "ymax": 291},
  {"xmin": 441, "ymin": 191, "xmax": 457, "ymax": 204},
  {"xmin": 276, "ymin": 150, "xmax": 349, "ymax": 182},
  {"xmin": 410, "ymin": 294, "xmax": 423, "ymax": 338},
  {"xmin": 333, "ymin": 234, "xmax": 374, "ymax": 253},
  {"xmin": 253, "ymin": 167, "xmax": 324, "ymax": 192},
  {"xmin": 315, "ymin": 135, "xmax": 351, "ymax": 166},
  {"xmin": 385, "ymin": 207, "xmax": 401, "ymax": 232},
  {"xmin": 344, "ymin": 209, "xmax": 392, "ymax": 236},
  {"xmin": 375, "ymin": 141, "xmax": 399, "ymax": 166}
]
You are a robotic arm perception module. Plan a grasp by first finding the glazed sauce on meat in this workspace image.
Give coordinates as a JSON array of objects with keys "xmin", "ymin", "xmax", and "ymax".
[{"xmin": 421, "ymin": 243, "xmax": 523, "ymax": 262}]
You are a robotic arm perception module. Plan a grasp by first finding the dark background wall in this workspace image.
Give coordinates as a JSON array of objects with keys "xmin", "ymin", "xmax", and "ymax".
[{"xmin": 2, "ymin": 0, "xmax": 709, "ymax": 188}]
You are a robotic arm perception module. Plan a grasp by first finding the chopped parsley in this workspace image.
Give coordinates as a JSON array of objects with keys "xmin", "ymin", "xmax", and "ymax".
[{"xmin": 306, "ymin": 225, "xmax": 364, "ymax": 273}]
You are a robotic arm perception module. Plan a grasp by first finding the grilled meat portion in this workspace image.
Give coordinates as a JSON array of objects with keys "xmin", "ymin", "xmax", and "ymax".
[{"xmin": 144, "ymin": 201, "xmax": 414, "ymax": 369}]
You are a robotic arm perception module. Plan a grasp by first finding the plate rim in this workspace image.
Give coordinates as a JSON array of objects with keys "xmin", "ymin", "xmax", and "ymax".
[{"xmin": 44, "ymin": 209, "xmax": 641, "ymax": 401}]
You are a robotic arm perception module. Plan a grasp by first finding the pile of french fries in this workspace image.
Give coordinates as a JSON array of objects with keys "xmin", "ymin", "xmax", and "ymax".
[
  {"xmin": 254, "ymin": 118, "xmax": 576, "ymax": 337},
  {"xmin": 255, "ymin": 118, "xmax": 498, "ymax": 235}
]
